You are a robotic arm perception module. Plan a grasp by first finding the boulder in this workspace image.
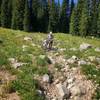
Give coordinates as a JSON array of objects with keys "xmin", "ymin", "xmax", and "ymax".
[
  {"xmin": 56, "ymin": 83, "xmax": 70, "ymax": 99},
  {"xmin": 79, "ymin": 43, "xmax": 92, "ymax": 51}
]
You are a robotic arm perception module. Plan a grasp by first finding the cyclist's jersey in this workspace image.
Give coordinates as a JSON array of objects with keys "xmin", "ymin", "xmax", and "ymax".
[{"xmin": 48, "ymin": 34, "xmax": 53, "ymax": 40}]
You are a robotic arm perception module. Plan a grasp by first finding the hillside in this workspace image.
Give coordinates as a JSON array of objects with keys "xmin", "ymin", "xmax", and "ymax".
[{"xmin": 0, "ymin": 28, "xmax": 100, "ymax": 100}]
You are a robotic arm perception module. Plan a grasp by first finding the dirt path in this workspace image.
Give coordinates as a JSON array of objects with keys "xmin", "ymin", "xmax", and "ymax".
[{"xmin": 38, "ymin": 51, "xmax": 95, "ymax": 100}]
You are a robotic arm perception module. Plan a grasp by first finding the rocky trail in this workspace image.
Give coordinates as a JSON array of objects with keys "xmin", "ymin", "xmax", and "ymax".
[
  {"xmin": 0, "ymin": 35, "xmax": 100, "ymax": 100},
  {"xmin": 34, "ymin": 50, "xmax": 96, "ymax": 100}
]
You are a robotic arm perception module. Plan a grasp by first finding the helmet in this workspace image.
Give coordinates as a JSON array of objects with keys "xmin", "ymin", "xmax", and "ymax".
[{"xmin": 50, "ymin": 31, "xmax": 52, "ymax": 34}]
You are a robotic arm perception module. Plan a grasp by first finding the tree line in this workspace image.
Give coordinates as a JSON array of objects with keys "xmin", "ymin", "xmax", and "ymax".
[
  {"xmin": 0, "ymin": 0, "xmax": 100, "ymax": 37},
  {"xmin": 70, "ymin": 0, "xmax": 100, "ymax": 37}
]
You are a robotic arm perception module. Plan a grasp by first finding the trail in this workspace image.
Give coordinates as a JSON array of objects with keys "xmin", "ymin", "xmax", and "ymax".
[{"xmin": 39, "ymin": 50, "xmax": 95, "ymax": 100}]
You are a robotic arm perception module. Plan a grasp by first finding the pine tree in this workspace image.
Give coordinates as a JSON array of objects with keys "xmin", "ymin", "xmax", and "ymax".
[
  {"xmin": 31, "ymin": 0, "xmax": 39, "ymax": 31},
  {"xmin": 70, "ymin": 0, "xmax": 74, "ymax": 15},
  {"xmin": 59, "ymin": 0, "xmax": 69, "ymax": 33},
  {"xmin": 70, "ymin": 7, "xmax": 79, "ymax": 35},
  {"xmin": 0, "ymin": 0, "xmax": 2, "ymax": 26},
  {"xmin": 23, "ymin": 0, "xmax": 31, "ymax": 32},
  {"xmin": 56, "ymin": 0, "xmax": 61, "ymax": 32},
  {"xmin": 76, "ymin": 0, "xmax": 84, "ymax": 35},
  {"xmin": 37, "ymin": 0, "xmax": 49, "ymax": 32},
  {"xmin": 90, "ymin": 0, "xmax": 98, "ymax": 35},
  {"xmin": 11, "ymin": 0, "xmax": 25, "ymax": 30},
  {"xmin": 79, "ymin": 0, "xmax": 90, "ymax": 37},
  {"xmin": 48, "ymin": 0, "xmax": 59, "ymax": 32},
  {"xmin": 1, "ymin": 0, "xmax": 12, "ymax": 28},
  {"xmin": 97, "ymin": 3, "xmax": 100, "ymax": 37}
]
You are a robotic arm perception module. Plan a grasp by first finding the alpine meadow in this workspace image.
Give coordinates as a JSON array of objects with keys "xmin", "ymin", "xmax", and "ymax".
[{"xmin": 0, "ymin": 0, "xmax": 100, "ymax": 100}]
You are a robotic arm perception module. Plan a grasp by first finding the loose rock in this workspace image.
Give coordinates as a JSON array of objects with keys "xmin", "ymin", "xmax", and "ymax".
[
  {"xmin": 24, "ymin": 37, "xmax": 32, "ymax": 41},
  {"xmin": 78, "ymin": 60, "xmax": 87, "ymax": 65},
  {"xmin": 43, "ymin": 74, "xmax": 50, "ymax": 83},
  {"xmin": 67, "ymin": 56, "xmax": 78, "ymax": 64},
  {"xmin": 56, "ymin": 83, "xmax": 70, "ymax": 100},
  {"xmin": 95, "ymin": 47, "xmax": 100, "ymax": 52},
  {"xmin": 79, "ymin": 43, "xmax": 92, "ymax": 51},
  {"xmin": 70, "ymin": 48, "xmax": 77, "ymax": 51},
  {"xmin": 88, "ymin": 56, "xmax": 96, "ymax": 62}
]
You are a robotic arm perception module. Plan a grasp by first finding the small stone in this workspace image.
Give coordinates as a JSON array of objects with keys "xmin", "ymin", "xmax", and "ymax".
[
  {"xmin": 95, "ymin": 48, "xmax": 100, "ymax": 52},
  {"xmin": 67, "ymin": 58, "xmax": 75, "ymax": 64},
  {"xmin": 12, "ymin": 62, "xmax": 26, "ymax": 69},
  {"xmin": 8, "ymin": 58, "xmax": 27, "ymax": 69},
  {"xmin": 59, "ymin": 48, "xmax": 66, "ymax": 52},
  {"xmin": 67, "ymin": 78, "xmax": 75, "ymax": 84},
  {"xmin": 56, "ymin": 83, "xmax": 70, "ymax": 99},
  {"xmin": 36, "ymin": 90, "xmax": 42, "ymax": 95},
  {"xmin": 24, "ymin": 37, "xmax": 32, "ymax": 41},
  {"xmin": 22, "ymin": 45, "xmax": 28, "ymax": 48},
  {"xmin": 71, "ymin": 86, "xmax": 81, "ymax": 96},
  {"xmin": 88, "ymin": 56, "xmax": 96, "ymax": 62},
  {"xmin": 31, "ymin": 43, "xmax": 36, "ymax": 47},
  {"xmin": 8, "ymin": 58, "xmax": 16, "ymax": 64},
  {"xmin": 67, "ymin": 83, "xmax": 74, "ymax": 89},
  {"xmin": 43, "ymin": 74, "xmax": 50, "ymax": 83},
  {"xmin": 96, "ymin": 58, "xmax": 100, "ymax": 63},
  {"xmin": 54, "ymin": 53, "xmax": 59, "ymax": 56},
  {"xmin": 70, "ymin": 48, "xmax": 77, "ymax": 51},
  {"xmin": 71, "ymin": 86, "xmax": 86, "ymax": 96},
  {"xmin": 72, "ymin": 55, "xmax": 78, "ymax": 60},
  {"xmin": 54, "ymin": 79, "xmax": 60, "ymax": 84},
  {"xmin": 78, "ymin": 60, "xmax": 87, "ymax": 65},
  {"xmin": 67, "ymin": 55, "xmax": 78, "ymax": 64}
]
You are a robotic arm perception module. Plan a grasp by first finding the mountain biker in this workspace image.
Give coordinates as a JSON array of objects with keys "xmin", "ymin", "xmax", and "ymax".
[{"xmin": 47, "ymin": 32, "xmax": 54, "ymax": 49}]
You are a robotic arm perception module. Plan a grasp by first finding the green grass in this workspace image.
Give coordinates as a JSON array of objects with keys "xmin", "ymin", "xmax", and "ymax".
[
  {"xmin": 81, "ymin": 64, "xmax": 100, "ymax": 99},
  {"xmin": 0, "ymin": 28, "xmax": 100, "ymax": 99}
]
